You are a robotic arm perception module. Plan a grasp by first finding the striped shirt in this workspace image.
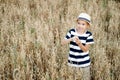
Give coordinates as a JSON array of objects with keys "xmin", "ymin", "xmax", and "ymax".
[{"xmin": 65, "ymin": 28, "xmax": 94, "ymax": 67}]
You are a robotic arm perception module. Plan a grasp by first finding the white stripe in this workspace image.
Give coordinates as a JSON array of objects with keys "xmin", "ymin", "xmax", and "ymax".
[
  {"xmin": 69, "ymin": 51, "xmax": 89, "ymax": 56},
  {"xmin": 68, "ymin": 56, "xmax": 90, "ymax": 62},
  {"xmin": 67, "ymin": 32, "xmax": 71, "ymax": 37},
  {"xmin": 68, "ymin": 62, "xmax": 90, "ymax": 67},
  {"xmin": 80, "ymin": 40, "xmax": 86, "ymax": 43},
  {"xmin": 71, "ymin": 31, "xmax": 89, "ymax": 37},
  {"xmin": 70, "ymin": 40, "xmax": 86, "ymax": 44},
  {"xmin": 86, "ymin": 42, "xmax": 94, "ymax": 44},
  {"xmin": 70, "ymin": 44, "xmax": 80, "ymax": 50},
  {"xmin": 87, "ymin": 36, "xmax": 93, "ymax": 39}
]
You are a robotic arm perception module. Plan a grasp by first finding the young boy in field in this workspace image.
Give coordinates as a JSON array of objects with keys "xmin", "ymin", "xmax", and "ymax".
[{"xmin": 61, "ymin": 13, "xmax": 94, "ymax": 80}]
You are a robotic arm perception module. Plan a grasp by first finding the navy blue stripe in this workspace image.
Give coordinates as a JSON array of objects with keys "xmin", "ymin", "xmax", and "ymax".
[
  {"xmin": 70, "ymin": 42, "xmax": 78, "ymax": 46},
  {"xmin": 66, "ymin": 35, "xmax": 70, "ymax": 39},
  {"xmin": 71, "ymin": 35, "xmax": 87, "ymax": 40},
  {"xmin": 71, "ymin": 35, "xmax": 74, "ymax": 38},
  {"xmin": 78, "ymin": 17, "xmax": 90, "ymax": 23},
  {"xmin": 78, "ymin": 36, "xmax": 87, "ymax": 40},
  {"xmin": 70, "ymin": 29, "xmax": 75, "ymax": 32},
  {"xmin": 68, "ymin": 59, "xmax": 90, "ymax": 65},
  {"xmin": 82, "ymin": 43, "xmax": 86, "ymax": 46},
  {"xmin": 70, "ymin": 42, "xmax": 86, "ymax": 46},
  {"xmin": 86, "ymin": 39, "xmax": 94, "ymax": 42},
  {"xmin": 70, "ymin": 48, "xmax": 83, "ymax": 53},
  {"xmin": 69, "ymin": 54, "xmax": 89, "ymax": 59},
  {"xmin": 86, "ymin": 31, "xmax": 92, "ymax": 35}
]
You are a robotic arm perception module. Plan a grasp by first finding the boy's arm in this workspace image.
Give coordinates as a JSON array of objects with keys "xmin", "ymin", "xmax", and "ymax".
[
  {"xmin": 61, "ymin": 38, "xmax": 73, "ymax": 45},
  {"xmin": 78, "ymin": 43, "xmax": 90, "ymax": 52},
  {"xmin": 75, "ymin": 37, "xmax": 90, "ymax": 52}
]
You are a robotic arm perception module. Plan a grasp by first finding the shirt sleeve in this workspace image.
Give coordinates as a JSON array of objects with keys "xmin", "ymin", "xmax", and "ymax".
[
  {"xmin": 86, "ymin": 33, "xmax": 94, "ymax": 44},
  {"xmin": 64, "ymin": 30, "xmax": 71, "ymax": 40}
]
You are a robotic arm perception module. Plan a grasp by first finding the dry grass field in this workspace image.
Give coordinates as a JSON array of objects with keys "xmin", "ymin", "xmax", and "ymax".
[{"xmin": 0, "ymin": 0, "xmax": 120, "ymax": 80}]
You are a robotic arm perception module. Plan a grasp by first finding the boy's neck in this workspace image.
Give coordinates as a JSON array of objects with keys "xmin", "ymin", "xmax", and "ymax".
[{"xmin": 76, "ymin": 28, "xmax": 87, "ymax": 35}]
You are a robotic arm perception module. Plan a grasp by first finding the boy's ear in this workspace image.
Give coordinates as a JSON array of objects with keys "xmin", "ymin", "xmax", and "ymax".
[
  {"xmin": 87, "ymin": 23, "xmax": 90, "ymax": 27},
  {"xmin": 76, "ymin": 19, "xmax": 78, "ymax": 22},
  {"xmin": 86, "ymin": 24, "xmax": 90, "ymax": 28}
]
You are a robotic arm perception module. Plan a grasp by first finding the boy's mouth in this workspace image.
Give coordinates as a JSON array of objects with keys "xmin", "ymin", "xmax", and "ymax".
[{"xmin": 77, "ymin": 27, "xmax": 83, "ymax": 31}]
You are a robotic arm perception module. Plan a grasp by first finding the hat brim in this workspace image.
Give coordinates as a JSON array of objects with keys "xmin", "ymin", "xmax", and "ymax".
[{"xmin": 77, "ymin": 18, "xmax": 92, "ymax": 26}]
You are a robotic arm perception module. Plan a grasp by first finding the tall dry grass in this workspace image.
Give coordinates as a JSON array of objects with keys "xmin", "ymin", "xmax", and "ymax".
[{"xmin": 0, "ymin": 0, "xmax": 120, "ymax": 80}]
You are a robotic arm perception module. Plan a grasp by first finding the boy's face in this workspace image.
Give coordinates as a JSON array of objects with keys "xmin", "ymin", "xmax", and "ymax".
[{"xmin": 76, "ymin": 19, "xmax": 89, "ymax": 31}]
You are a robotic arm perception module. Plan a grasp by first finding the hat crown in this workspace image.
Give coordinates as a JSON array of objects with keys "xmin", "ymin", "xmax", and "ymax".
[{"xmin": 78, "ymin": 13, "xmax": 91, "ymax": 23}]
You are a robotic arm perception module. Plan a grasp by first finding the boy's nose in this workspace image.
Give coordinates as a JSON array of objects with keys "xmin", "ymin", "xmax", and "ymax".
[{"xmin": 78, "ymin": 24, "xmax": 82, "ymax": 27}]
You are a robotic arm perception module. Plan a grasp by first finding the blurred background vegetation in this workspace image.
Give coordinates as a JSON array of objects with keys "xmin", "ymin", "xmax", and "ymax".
[{"xmin": 0, "ymin": 0, "xmax": 120, "ymax": 80}]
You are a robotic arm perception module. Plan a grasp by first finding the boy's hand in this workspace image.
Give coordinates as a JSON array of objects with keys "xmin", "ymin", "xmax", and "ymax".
[
  {"xmin": 70, "ymin": 36, "xmax": 89, "ymax": 52},
  {"xmin": 71, "ymin": 36, "xmax": 77, "ymax": 41},
  {"xmin": 74, "ymin": 36, "xmax": 82, "ymax": 45}
]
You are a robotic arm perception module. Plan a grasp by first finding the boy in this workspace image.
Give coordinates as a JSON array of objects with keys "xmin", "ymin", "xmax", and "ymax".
[{"xmin": 61, "ymin": 13, "xmax": 94, "ymax": 80}]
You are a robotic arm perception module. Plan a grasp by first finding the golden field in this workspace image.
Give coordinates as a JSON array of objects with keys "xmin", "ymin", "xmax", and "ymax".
[{"xmin": 0, "ymin": 0, "xmax": 120, "ymax": 80}]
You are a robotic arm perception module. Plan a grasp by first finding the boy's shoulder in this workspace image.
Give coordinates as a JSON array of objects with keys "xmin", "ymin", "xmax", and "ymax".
[
  {"xmin": 86, "ymin": 30, "xmax": 93, "ymax": 36},
  {"xmin": 68, "ymin": 28, "xmax": 75, "ymax": 32},
  {"xmin": 68, "ymin": 28, "xmax": 93, "ymax": 36}
]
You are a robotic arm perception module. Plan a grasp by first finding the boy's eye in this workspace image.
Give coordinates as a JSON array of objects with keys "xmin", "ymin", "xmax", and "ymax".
[
  {"xmin": 78, "ymin": 23, "xmax": 85, "ymax": 26},
  {"xmin": 82, "ymin": 23, "xmax": 85, "ymax": 26}
]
